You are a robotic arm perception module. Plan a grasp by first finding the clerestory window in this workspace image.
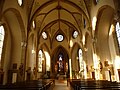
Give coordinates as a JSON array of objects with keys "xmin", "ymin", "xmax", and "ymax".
[
  {"xmin": 0, "ymin": 25, "xmax": 5, "ymax": 62},
  {"xmin": 116, "ymin": 22, "xmax": 120, "ymax": 48}
]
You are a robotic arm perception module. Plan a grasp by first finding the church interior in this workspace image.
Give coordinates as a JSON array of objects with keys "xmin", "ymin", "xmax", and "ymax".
[{"xmin": 0, "ymin": 0, "xmax": 120, "ymax": 89}]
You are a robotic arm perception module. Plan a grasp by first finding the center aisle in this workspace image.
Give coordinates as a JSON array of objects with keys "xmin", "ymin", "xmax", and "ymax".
[{"xmin": 53, "ymin": 80, "xmax": 70, "ymax": 90}]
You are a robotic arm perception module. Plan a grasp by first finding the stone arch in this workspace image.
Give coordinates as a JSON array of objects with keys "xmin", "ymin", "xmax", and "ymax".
[
  {"xmin": 51, "ymin": 45, "xmax": 69, "ymax": 75},
  {"xmin": 2, "ymin": 8, "xmax": 26, "ymax": 67},
  {"xmin": 71, "ymin": 43, "xmax": 81, "ymax": 72},
  {"xmin": 95, "ymin": 5, "xmax": 114, "ymax": 64}
]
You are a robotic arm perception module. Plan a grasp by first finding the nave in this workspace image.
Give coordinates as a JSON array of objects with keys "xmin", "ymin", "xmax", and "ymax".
[
  {"xmin": 53, "ymin": 80, "xmax": 69, "ymax": 90},
  {"xmin": 1, "ymin": 78, "xmax": 120, "ymax": 90},
  {"xmin": 1, "ymin": 0, "xmax": 120, "ymax": 88}
]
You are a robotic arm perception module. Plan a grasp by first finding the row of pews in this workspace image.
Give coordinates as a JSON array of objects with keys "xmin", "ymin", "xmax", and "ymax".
[
  {"xmin": 0, "ymin": 79, "xmax": 55, "ymax": 90},
  {"xmin": 68, "ymin": 79, "xmax": 120, "ymax": 90}
]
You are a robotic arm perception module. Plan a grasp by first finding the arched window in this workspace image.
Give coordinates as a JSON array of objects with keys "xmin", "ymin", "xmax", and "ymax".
[
  {"xmin": 79, "ymin": 49, "xmax": 82, "ymax": 58},
  {"xmin": 32, "ymin": 20, "xmax": 35, "ymax": 29},
  {"xmin": 38, "ymin": 50, "xmax": 43, "ymax": 72},
  {"xmin": 42, "ymin": 32, "xmax": 47, "ymax": 39},
  {"xmin": 0, "ymin": 25, "xmax": 5, "ymax": 62},
  {"xmin": 84, "ymin": 18, "xmax": 86, "ymax": 28},
  {"xmin": 73, "ymin": 30, "xmax": 78, "ymax": 39},
  {"xmin": 78, "ymin": 49, "xmax": 83, "ymax": 71},
  {"xmin": 115, "ymin": 22, "xmax": 120, "ymax": 47},
  {"xmin": 58, "ymin": 53, "xmax": 63, "ymax": 72}
]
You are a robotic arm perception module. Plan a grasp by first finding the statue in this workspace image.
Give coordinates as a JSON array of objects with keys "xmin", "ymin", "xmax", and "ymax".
[
  {"xmin": 33, "ymin": 67, "xmax": 36, "ymax": 80},
  {"xmin": 26, "ymin": 67, "xmax": 32, "ymax": 81},
  {"xmin": 19, "ymin": 63, "xmax": 24, "ymax": 76},
  {"xmin": 18, "ymin": 63, "xmax": 24, "ymax": 81}
]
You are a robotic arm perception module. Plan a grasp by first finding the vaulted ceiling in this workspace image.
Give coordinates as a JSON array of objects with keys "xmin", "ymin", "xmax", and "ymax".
[{"xmin": 27, "ymin": 0, "xmax": 91, "ymax": 42}]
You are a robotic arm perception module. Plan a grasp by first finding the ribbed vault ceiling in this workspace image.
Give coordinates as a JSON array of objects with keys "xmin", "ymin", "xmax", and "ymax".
[{"xmin": 29, "ymin": 0, "xmax": 90, "ymax": 41}]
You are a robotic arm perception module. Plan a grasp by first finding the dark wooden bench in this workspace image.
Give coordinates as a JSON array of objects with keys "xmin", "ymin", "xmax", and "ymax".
[
  {"xmin": 0, "ymin": 79, "xmax": 54, "ymax": 90},
  {"xmin": 68, "ymin": 79, "xmax": 120, "ymax": 90}
]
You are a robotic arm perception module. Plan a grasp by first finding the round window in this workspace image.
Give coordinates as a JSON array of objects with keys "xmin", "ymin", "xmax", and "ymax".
[
  {"xmin": 73, "ymin": 30, "xmax": 78, "ymax": 39},
  {"xmin": 56, "ymin": 34, "xmax": 64, "ymax": 42}
]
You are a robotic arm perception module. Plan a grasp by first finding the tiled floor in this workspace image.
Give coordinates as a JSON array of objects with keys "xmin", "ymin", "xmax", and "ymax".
[{"xmin": 53, "ymin": 80, "xmax": 70, "ymax": 90}]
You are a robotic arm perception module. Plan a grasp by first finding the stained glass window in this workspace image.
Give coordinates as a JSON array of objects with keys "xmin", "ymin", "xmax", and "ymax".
[
  {"xmin": 38, "ymin": 50, "xmax": 43, "ymax": 72},
  {"xmin": 0, "ymin": 25, "xmax": 5, "ymax": 62},
  {"xmin": 32, "ymin": 20, "xmax": 35, "ymax": 29},
  {"xmin": 116, "ymin": 22, "xmax": 120, "ymax": 47},
  {"xmin": 58, "ymin": 54, "xmax": 63, "ymax": 72},
  {"xmin": 42, "ymin": 32, "xmax": 47, "ymax": 39},
  {"xmin": 56, "ymin": 34, "xmax": 64, "ymax": 42},
  {"xmin": 79, "ymin": 49, "xmax": 84, "ymax": 71},
  {"xmin": 73, "ymin": 30, "xmax": 78, "ymax": 39}
]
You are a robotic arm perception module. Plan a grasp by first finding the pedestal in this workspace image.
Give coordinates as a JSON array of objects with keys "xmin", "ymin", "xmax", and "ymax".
[{"xmin": 7, "ymin": 70, "xmax": 18, "ymax": 84}]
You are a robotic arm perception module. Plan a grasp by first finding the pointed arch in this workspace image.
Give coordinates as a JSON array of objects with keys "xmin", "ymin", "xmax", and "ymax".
[
  {"xmin": 51, "ymin": 45, "xmax": 69, "ymax": 73},
  {"xmin": 3, "ymin": 8, "xmax": 26, "ymax": 41},
  {"xmin": 95, "ymin": 5, "xmax": 114, "ymax": 64},
  {"xmin": 71, "ymin": 42, "xmax": 81, "ymax": 71},
  {"xmin": 1, "ymin": 8, "xmax": 26, "ymax": 73}
]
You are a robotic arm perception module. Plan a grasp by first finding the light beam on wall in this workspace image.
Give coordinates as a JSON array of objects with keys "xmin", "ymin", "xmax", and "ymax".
[
  {"xmin": 114, "ymin": 56, "xmax": 120, "ymax": 82},
  {"xmin": 92, "ymin": 16, "xmax": 97, "ymax": 31},
  {"xmin": 44, "ymin": 51, "xmax": 50, "ymax": 71},
  {"xmin": 82, "ymin": 35, "xmax": 85, "ymax": 45},
  {"xmin": 69, "ymin": 59, "xmax": 72, "ymax": 79},
  {"xmin": 32, "ymin": 49, "xmax": 35, "ymax": 54},
  {"xmin": 115, "ymin": 56, "xmax": 120, "ymax": 69},
  {"xmin": 109, "ymin": 24, "xmax": 114, "ymax": 36},
  {"xmin": 93, "ymin": 53, "xmax": 100, "ymax": 80},
  {"xmin": 83, "ymin": 61, "xmax": 87, "ymax": 79}
]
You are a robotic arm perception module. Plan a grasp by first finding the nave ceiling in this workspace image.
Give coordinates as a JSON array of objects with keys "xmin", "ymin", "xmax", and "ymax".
[
  {"xmin": 27, "ymin": 0, "xmax": 91, "ymax": 50},
  {"xmin": 1, "ymin": 0, "xmax": 120, "ymax": 83}
]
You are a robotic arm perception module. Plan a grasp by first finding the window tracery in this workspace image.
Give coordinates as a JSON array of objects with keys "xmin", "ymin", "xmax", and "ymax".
[{"xmin": 116, "ymin": 22, "xmax": 120, "ymax": 47}]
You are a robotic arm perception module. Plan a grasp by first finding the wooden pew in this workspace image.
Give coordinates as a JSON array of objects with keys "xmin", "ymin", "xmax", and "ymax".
[
  {"xmin": 68, "ymin": 79, "xmax": 120, "ymax": 90},
  {"xmin": 0, "ymin": 79, "xmax": 55, "ymax": 90}
]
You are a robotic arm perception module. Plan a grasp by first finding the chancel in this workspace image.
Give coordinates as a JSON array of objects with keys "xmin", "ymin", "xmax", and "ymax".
[{"xmin": 0, "ymin": 0, "xmax": 120, "ymax": 90}]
